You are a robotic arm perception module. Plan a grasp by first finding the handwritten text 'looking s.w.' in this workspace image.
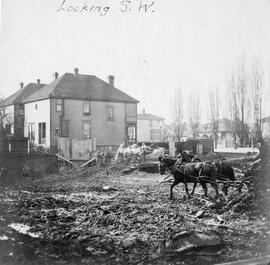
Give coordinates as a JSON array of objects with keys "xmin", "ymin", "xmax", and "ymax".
[{"xmin": 57, "ymin": 0, "xmax": 157, "ymax": 16}]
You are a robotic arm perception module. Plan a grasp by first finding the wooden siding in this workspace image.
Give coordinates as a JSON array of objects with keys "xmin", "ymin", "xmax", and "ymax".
[
  {"xmin": 51, "ymin": 99, "xmax": 134, "ymax": 148},
  {"xmin": 58, "ymin": 137, "xmax": 70, "ymax": 159}
]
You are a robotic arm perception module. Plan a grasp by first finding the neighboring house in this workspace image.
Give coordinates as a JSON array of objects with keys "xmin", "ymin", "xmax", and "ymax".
[
  {"xmin": 137, "ymin": 109, "xmax": 165, "ymax": 142},
  {"xmin": 0, "ymin": 80, "xmax": 46, "ymax": 137},
  {"xmin": 198, "ymin": 118, "xmax": 240, "ymax": 148},
  {"xmin": 262, "ymin": 116, "xmax": 270, "ymax": 139},
  {"xmin": 22, "ymin": 69, "xmax": 139, "ymax": 150}
]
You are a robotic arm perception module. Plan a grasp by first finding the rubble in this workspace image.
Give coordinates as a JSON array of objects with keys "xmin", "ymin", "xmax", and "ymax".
[{"xmin": 0, "ymin": 142, "xmax": 269, "ymax": 264}]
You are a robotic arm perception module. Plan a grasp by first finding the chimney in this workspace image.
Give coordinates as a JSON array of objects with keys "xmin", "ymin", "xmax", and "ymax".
[
  {"xmin": 54, "ymin": 72, "xmax": 59, "ymax": 80},
  {"xmin": 19, "ymin": 82, "xmax": 24, "ymax": 89},
  {"xmin": 142, "ymin": 109, "xmax": 146, "ymax": 115},
  {"xmin": 74, "ymin": 68, "xmax": 79, "ymax": 76},
  {"xmin": 108, "ymin": 75, "xmax": 115, "ymax": 87},
  {"xmin": 37, "ymin": 79, "xmax": 41, "ymax": 86}
]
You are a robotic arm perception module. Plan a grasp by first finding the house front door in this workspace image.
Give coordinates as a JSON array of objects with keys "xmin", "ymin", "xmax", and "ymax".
[{"xmin": 127, "ymin": 123, "xmax": 136, "ymax": 145}]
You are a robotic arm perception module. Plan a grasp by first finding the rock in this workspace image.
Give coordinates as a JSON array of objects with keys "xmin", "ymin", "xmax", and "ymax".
[
  {"xmin": 172, "ymin": 231, "xmax": 224, "ymax": 252},
  {"xmin": 102, "ymin": 186, "xmax": 118, "ymax": 192},
  {"xmin": 195, "ymin": 210, "xmax": 205, "ymax": 218}
]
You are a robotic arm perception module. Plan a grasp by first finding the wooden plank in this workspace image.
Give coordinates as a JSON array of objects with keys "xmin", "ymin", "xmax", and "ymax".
[
  {"xmin": 57, "ymin": 137, "xmax": 70, "ymax": 159},
  {"xmin": 80, "ymin": 158, "xmax": 97, "ymax": 168},
  {"xmin": 55, "ymin": 154, "xmax": 77, "ymax": 167},
  {"xmin": 92, "ymin": 137, "xmax": 96, "ymax": 152},
  {"xmin": 71, "ymin": 138, "xmax": 92, "ymax": 160},
  {"xmin": 214, "ymin": 255, "xmax": 270, "ymax": 265}
]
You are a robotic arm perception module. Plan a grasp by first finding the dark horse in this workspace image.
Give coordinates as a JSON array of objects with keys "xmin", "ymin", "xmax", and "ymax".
[
  {"xmin": 178, "ymin": 150, "xmax": 202, "ymax": 163},
  {"xmin": 213, "ymin": 160, "xmax": 236, "ymax": 197},
  {"xmin": 159, "ymin": 157, "xmax": 219, "ymax": 199}
]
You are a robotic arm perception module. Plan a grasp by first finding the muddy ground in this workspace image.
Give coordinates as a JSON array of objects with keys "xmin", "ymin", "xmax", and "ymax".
[{"xmin": 0, "ymin": 144, "xmax": 270, "ymax": 265}]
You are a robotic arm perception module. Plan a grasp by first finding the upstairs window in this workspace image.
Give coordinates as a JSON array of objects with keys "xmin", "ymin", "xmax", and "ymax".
[
  {"xmin": 56, "ymin": 99, "xmax": 63, "ymax": 112},
  {"xmin": 83, "ymin": 101, "xmax": 91, "ymax": 114},
  {"xmin": 106, "ymin": 105, "xmax": 114, "ymax": 121}
]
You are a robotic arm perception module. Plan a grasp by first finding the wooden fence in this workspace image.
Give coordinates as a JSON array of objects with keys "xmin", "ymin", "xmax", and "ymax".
[
  {"xmin": 175, "ymin": 139, "xmax": 214, "ymax": 155},
  {"xmin": 57, "ymin": 137, "xmax": 96, "ymax": 160}
]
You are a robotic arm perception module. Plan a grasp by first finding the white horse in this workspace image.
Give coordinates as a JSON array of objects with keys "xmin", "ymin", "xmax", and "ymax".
[{"xmin": 115, "ymin": 143, "xmax": 151, "ymax": 161}]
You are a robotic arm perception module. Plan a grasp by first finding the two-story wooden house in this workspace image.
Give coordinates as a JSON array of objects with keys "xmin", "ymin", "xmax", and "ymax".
[
  {"xmin": 22, "ymin": 69, "xmax": 139, "ymax": 151},
  {"xmin": 0, "ymin": 80, "xmax": 46, "ymax": 137},
  {"xmin": 137, "ymin": 109, "xmax": 165, "ymax": 142}
]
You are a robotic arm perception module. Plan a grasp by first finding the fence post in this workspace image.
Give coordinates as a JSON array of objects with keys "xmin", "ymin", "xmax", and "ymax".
[
  {"xmin": 27, "ymin": 139, "xmax": 30, "ymax": 155},
  {"xmin": 168, "ymin": 139, "xmax": 175, "ymax": 157}
]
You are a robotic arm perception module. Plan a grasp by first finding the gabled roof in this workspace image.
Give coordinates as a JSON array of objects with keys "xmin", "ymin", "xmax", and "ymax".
[
  {"xmin": 23, "ymin": 73, "xmax": 139, "ymax": 104},
  {"xmin": 137, "ymin": 113, "xmax": 165, "ymax": 121},
  {"xmin": 0, "ymin": 83, "xmax": 46, "ymax": 107}
]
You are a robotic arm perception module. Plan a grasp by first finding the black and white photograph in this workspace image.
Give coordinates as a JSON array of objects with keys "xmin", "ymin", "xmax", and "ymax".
[{"xmin": 0, "ymin": 0, "xmax": 270, "ymax": 264}]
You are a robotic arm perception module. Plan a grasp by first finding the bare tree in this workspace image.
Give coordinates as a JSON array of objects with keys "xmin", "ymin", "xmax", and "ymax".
[
  {"xmin": 208, "ymin": 86, "xmax": 219, "ymax": 148},
  {"xmin": 227, "ymin": 61, "xmax": 249, "ymax": 147},
  {"xmin": 189, "ymin": 94, "xmax": 201, "ymax": 139},
  {"xmin": 228, "ymin": 73, "xmax": 241, "ymax": 148},
  {"xmin": 172, "ymin": 87, "xmax": 185, "ymax": 141},
  {"xmin": 236, "ymin": 61, "xmax": 248, "ymax": 145},
  {"xmin": 251, "ymin": 60, "xmax": 263, "ymax": 141}
]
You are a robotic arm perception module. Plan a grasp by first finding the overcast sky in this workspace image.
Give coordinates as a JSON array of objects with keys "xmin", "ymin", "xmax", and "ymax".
[{"xmin": 1, "ymin": 0, "xmax": 270, "ymax": 123}]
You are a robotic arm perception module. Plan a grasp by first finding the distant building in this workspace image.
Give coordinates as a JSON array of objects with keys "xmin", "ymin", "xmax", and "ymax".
[
  {"xmin": 0, "ymin": 80, "xmax": 46, "ymax": 137},
  {"xmin": 198, "ymin": 118, "xmax": 240, "ymax": 148},
  {"xmin": 262, "ymin": 116, "xmax": 270, "ymax": 139},
  {"xmin": 137, "ymin": 109, "xmax": 165, "ymax": 142}
]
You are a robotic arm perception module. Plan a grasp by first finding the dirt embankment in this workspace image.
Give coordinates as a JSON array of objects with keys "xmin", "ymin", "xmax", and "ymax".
[{"xmin": 0, "ymin": 143, "xmax": 270, "ymax": 265}]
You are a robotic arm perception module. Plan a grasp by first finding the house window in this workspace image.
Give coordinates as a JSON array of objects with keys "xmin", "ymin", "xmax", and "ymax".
[
  {"xmin": 35, "ymin": 104, "xmax": 38, "ymax": 110},
  {"xmin": 151, "ymin": 130, "xmax": 161, "ymax": 140},
  {"xmin": 83, "ymin": 121, "xmax": 91, "ymax": 138},
  {"xmin": 38, "ymin": 122, "xmax": 46, "ymax": 145},
  {"xmin": 83, "ymin": 101, "xmax": 91, "ymax": 114},
  {"xmin": 55, "ymin": 128, "xmax": 59, "ymax": 136},
  {"xmin": 106, "ymin": 105, "xmax": 114, "ymax": 121},
  {"xmin": 150, "ymin": 120, "xmax": 153, "ymax": 127},
  {"xmin": 56, "ymin": 99, "xmax": 63, "ymax": 112}
]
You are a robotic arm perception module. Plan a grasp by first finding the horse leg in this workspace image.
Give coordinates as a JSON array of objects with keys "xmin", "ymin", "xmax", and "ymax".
[
  {"xmin": 200, "ymin": 182, "xmax": 208, "ymax": 197},
  {"xmin": 170, "ymin": 179, "xmax": 179, "ymax": 199},
  {"xmin": 221, "ymin": 184, "xmax": 229, "ymax": 196},
  {"xmin": 190, "ymin": 180, "xmax": 197, "ymax": 196},
  {"xmin": 210, "ymin": 182, "xmax": 220, "ymax": 199},
  {"xmin": 183, "ymin": 181, "xmax": 191, "ymax": 199}
]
